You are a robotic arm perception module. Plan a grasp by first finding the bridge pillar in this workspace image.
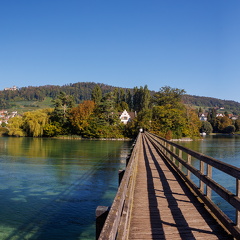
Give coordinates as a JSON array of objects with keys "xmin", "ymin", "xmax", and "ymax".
[
  {"xmin": 118, "ymin": 170, "xmax": 125, "ymax": 186},
  {"xmin": 96, "ymin": 206, "xmax": 109, "ymax": 239}
]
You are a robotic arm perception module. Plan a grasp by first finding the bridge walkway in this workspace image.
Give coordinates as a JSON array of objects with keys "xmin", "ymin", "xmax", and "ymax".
[{"xmin": 128, "ymin": 134, "xmax": 233, "ymax": 240}]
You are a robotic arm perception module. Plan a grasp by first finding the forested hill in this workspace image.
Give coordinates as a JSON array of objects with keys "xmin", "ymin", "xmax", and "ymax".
[
  {"xmin": 0, "ymin": 82, "xmax": 119, "ymax": 103},
  {"xmin": 182, "ymin": 95, "xmax": 240, "ymax": 114},
  {"xmin": 1, "ymin": 82, "xmax": 240, "ymax": 114}
]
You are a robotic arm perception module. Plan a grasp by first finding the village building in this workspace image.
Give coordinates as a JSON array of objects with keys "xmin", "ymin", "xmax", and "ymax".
[
  {"xmin": 199, "ymin": 113, "xmax": 208, "ymax": 121},
  {"xmin": 4, "ymin": 86, "xmax": 18, "ymax": 91},
  {"xmin": 119, "ymin": 110, "xmax": 137, "ymax": 124}
]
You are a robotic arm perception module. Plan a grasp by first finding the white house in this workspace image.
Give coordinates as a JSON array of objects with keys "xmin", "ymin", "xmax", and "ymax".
[
  {"xmin": 199, "ymin": 113, "xmax": 207, "ymax": 121},
  {"xmin": 119, "ymin": 110, "xmax": 136, "ymax": 124}
]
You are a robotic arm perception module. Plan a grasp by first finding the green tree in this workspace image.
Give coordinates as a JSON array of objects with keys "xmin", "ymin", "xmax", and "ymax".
[
  {"xmin": 235, "ymin": 119, "xmax": 240, "ymax": 132},
  {"xmin": 152, "ymin": 86, "xmax": 185, "ymax": 107},
  {"xmin": 218, "ymin": 116, "xmax": 233, "ymax": 133},
  {"xmin": 52, "ymin": 92, "xmax": 74, "ymax": 124},
  {"xmin": 126, "ymin": 89, "xmax": 133, "ymax": 111},
  {"xmin": 99, "ymin": 92, "xmax": 120, "ymax": 125},
  {"xmin": 224, "ymin": 125, "xmax": 235, "ymax": 134},
  {"xmin": 43, "ymin": 123, "xmax": 62, "ymax": 137},
  {"xmin": 91, "ymin": 85, "xmax": 102, "ymax": 105},
  {"xmin": 200, "ymin": 121, "xmax": 213, "ymax": 134},
  {"xmin": 136, "ymin": 109, "xmax": 152, "ymax": 131},
  {"xmin": 151, "ymin": 86, "xmax": 200, "ymax": 139},
  {"xmin": 132, "ymin": 85, "xmax": 150, "ymax": 112}
]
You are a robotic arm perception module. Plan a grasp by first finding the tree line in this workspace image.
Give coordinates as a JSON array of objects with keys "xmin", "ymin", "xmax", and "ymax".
[
  {"xmin": 199, "ymin": 108, "xmax": 240, "ymax": 135},
  {"xmin": 2, "ymin": 86, "xmax": 202, "ymax": 139}
]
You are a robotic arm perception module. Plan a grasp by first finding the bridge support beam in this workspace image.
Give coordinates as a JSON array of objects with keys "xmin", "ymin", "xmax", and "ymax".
[
  {"xmin": 96, "ymin": 206, "xmax": 109, "ymax": 240},
  {"xmin": 119, "ymin": 170, "xmax": 125, "ymax": 186}
]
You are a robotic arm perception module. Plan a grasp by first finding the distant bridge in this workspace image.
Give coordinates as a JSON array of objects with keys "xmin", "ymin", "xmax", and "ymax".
[{"xmin": 97, "ymin": 132, "xmax": 240, "ymax": 239}]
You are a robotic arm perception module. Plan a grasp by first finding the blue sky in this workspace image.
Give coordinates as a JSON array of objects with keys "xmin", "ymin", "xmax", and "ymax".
[{"xmin": 1, "ymin": 1, "xmax": 240, "ymax": 102}]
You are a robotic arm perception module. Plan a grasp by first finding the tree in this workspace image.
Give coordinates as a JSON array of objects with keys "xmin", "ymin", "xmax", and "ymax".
[
  {"xmin": 69, "ymin": 100, "xmax": 95, "ymax": 135},
  {"xmin": 22, "ymin": 109, "xmax": 51, "ymax": 137},
  {"xmin": 52, "ymin": 92, "xmax": 74, "ymax": 124},
  {"xmin": 152, "ymin": 86, "xmax": 185, "ymax": 107},
  {"xmin": 136, "ymin": 109, "xmax": 152, "ymax": 131},
  {"xmin": 235, "ymin": 119, "xmax": 240, "ymax": 132},
  {"xmin": 224, "ymin": 125, "xmax": 235, "ymax": 134},
  {"xmin": 132, "ymin": 85, "xmax": 151, "ymax": 112},
  {"xmin": 126, "ymin": 89, "xmax": 133, "ymax": 111},
  {"xmin": 91, "ymin": 85, "xmax": 102, "ymax": 105},
  {"xmin": 218, "ymin": 116, "xmax": 233, "ymax": 133},
  {"xmin": 151, "ymin": 86, "xmax": 200, "ymax": 139},
  {"xmin": 99, "ymin": 92, "xmax": 120, "ymax": 125},
  {"xmin": 7, "ymin": 116, "xmax": 25, "ymax": 137},
  {"xmin": 200, "ymin": 121, "xmax": 213, "ymax": 134}
]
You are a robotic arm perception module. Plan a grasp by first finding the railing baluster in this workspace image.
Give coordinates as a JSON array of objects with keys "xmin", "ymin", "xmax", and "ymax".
[
  {"xmin": 236, "ymin": 178, "xmax": 240, "ymax": 228},
  {"xmin": 200, "ymin": 161, "xmax": 204, "ymax": 193},
  {"xmin": 187, "ymin": 154, "xmax": 191, "ymax": 179},
  {"xmin": 206, "ymin": 164, "xmax": 212, "ymax": 199},
  {"xmin": 173, "ymin": 146, "xmax": 176, "ymax": 163},
  {"xmin": 178, "ymin": 149, "xmax": 182, "ymax": 170}
]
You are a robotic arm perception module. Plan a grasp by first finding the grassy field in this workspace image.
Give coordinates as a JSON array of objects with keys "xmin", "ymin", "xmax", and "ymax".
[{"xmin": 8, "ymin": 97, "xmax": 54, "ymax": 113}]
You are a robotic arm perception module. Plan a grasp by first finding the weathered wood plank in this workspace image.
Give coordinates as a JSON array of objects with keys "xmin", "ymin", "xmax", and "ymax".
[{"xmin": 128, "ymin": 134, "xmax": 233, "ymax": 240}]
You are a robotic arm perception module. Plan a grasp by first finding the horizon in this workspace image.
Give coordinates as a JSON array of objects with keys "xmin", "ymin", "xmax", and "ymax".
[{"xmin": 1, "ymin": 1, "xmax": 240, "ymax": 102}]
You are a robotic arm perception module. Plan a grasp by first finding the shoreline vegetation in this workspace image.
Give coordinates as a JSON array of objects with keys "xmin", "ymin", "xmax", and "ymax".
[{"xmin": 1, "ymin": 85, "xmax": 239, "ymax": 140}]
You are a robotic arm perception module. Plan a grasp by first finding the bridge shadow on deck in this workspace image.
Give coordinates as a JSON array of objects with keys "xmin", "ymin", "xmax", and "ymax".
[{"xmin": 142, "ymin": 137, "xmax": 233, "ymax": 240}]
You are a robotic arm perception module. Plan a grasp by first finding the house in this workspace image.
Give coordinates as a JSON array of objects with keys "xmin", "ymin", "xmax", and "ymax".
[
  {"xmin": 119, "ymin": 110, "xmax": 137, "ymax": 124},
  {"xmin": 216, "ymin": 113, "xmax": 224, "ymax": 117},
  {"xmin": 4, "ymin": 86, "xmax": 18, "ymax": 91},
  {"xmin": 199, "ymin": 113, "xmax": 207, "ymax": 121}
]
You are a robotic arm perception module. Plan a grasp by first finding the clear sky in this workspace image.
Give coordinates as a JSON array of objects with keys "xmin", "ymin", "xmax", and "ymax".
[{"xmin": 1, "ymin": 1, "xmax": 240, "ymax": 102}]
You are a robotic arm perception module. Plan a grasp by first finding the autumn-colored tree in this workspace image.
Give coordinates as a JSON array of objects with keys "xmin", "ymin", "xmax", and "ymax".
[
  {"xmin": 22, "ymin": 109, "xmax": 52, "ymax": 137},
  {"xmin": 69, "ymin": 100, "xmax": 95, "ymax": 135},
  {"xmin": 7, "ymin": 116, "xmax": 26, "ymax": 137}
]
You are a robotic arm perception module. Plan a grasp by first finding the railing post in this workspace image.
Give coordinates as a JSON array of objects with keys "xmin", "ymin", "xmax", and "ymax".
[
  {"xmin": 187, "ymin": 154, "xmax": 191, "ymax": 179},
  {"xmin": 167, "ymin": 142, "xmax": 171, "ymax": 159},
  {"xmin": 236, "ymin": 179, "xmax": 240, "ymax": 228},
  {"xmin": 164, "ymin": 141, "xmax": 167, "ymax": 155},
  {"xmin": 178, "ymin": 149, "xmax": 182, "ymax": 170},
  {"xmin": 200, "ymin": 161, "xmax": 204, "ymax": 193},
  {"xmin": 173, "ymin": 146, "xmax": 176, "ymax": 164},
  {"xmin": 206, "ymin": 164, "xmax": 212, "ymax": 199}
]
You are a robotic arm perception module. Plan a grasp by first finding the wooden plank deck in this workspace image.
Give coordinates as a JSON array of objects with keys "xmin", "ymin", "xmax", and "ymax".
[{"xmin": 128, "ymin": 134, "xmax": 233, "ymax": 240}]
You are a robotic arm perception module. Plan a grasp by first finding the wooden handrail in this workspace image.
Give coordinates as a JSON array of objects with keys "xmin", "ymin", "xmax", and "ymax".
[
  {"xmin": 149, "ymin": 132, "xmax": 240, "ymax": 179},
  {"xmin": 98, "ymin": 133, "xmax": 141, "ymax": 240},
  {"xmin": 145, "ymin": 131, "xmax": 240, "ymax": 239}
]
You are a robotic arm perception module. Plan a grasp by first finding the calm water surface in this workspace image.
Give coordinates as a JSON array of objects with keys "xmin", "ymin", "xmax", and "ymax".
[
  {"xmin": 0, "ymin": 137, "xmax": 132, "ymax": 240},
  {"xmin": 179, "ymin": 134, "xmax": 240, "ymax": 221}
]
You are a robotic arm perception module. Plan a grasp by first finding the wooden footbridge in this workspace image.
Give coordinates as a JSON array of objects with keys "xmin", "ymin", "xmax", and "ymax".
[{"xmin": 96, "ymin": 132, "xmax": 240, "ymax": 239}]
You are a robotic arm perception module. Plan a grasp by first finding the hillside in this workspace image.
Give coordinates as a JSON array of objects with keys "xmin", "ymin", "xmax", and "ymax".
[
  {"xmin": 1, "ymin": 82, "xmax": 240, "ymax": 114},
  {"xmin": 182, "ymin": 95, "xmax": 240, "ymax": 114}
]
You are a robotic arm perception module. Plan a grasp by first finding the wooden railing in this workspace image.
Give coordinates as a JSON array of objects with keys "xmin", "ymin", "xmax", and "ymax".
[
  {"xmin": 97, "ymin": 133, "xmax": 141, "ymax": 240},
  {"xmin": 145, "ymin": 131, "xmax": 240, "ymax": 239}
]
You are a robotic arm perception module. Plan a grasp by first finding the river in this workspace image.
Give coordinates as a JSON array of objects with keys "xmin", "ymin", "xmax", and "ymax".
[
  {"xmin": 0, "ymin": 137, "xmax": 132, "ymax": 240},
  {"xmin": 1, "ymin": 135, "xmax": 239, "ymax": 239}
]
